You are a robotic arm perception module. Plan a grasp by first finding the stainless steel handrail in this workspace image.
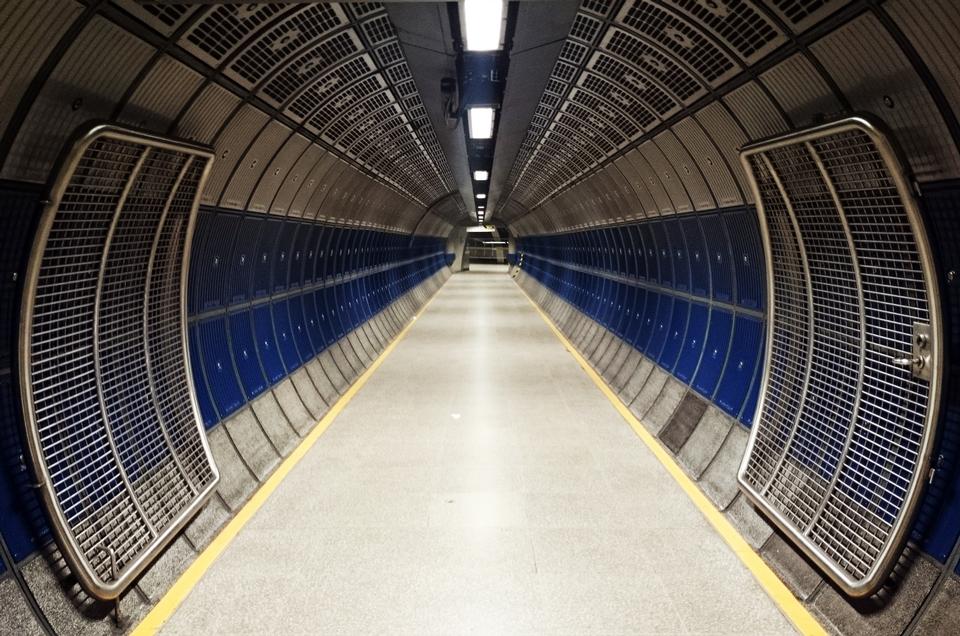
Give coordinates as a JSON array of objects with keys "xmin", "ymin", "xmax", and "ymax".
[
  {"xmin": 18, "ymin": 123, "xmax": 219, "ymax": 600},
  {"xmin": 737, "ymin": 115, "xmax": 943, "ymax": 598}
]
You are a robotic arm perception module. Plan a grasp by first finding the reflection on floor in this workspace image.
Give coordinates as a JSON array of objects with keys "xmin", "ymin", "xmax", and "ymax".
[{"xmin": 159, "ymin": 270, "xmax": 795, "ymax": 635}]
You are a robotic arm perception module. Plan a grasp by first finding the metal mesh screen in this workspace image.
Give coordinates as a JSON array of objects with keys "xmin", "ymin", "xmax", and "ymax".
[
  {"xmin": 20, "ymin": 125, "xmax": 218, "ymax": 600},
  {"xmin": 738, "ymin": 117, "xmax": 942, "ymax": 597}
]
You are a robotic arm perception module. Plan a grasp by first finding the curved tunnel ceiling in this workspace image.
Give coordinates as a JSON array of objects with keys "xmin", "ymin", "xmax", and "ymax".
[
  {"xmin": 0, "ymin": 1, "xmax": 471, "ymax": 235},
  {"xmin": 489, "ymin": 0, "xmax": 960, "ymax": 236}
]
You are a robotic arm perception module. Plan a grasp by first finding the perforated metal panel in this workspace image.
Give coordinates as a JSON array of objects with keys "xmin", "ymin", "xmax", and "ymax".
[
  {"xmin": 19, "ymin": 125, "xmax": 219, "ymax": 600},
  {"xmin": 738, "ymin": 117, "xmax": 943, "ymax": 597}
]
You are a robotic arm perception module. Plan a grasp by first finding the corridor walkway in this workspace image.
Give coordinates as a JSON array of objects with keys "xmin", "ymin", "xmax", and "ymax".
[{"xmin": 157, "ymin": 270, "xmax": 795, "ymax": 635}]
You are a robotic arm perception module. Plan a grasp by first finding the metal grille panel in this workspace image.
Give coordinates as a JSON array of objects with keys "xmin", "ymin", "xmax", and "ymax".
[
  {"xmin": 738, "ymin": 117, "xmax": 942, "ymax": 597},
  {"xmin": 19, "ymin": 125, "xmax": 218, "ymax": 600}
]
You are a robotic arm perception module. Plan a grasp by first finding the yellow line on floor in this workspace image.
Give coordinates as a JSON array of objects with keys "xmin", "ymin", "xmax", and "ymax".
[
  {"xmin": 517, "ymin": 283, "xmax": 826, "ymax": 636},
  {"xmin": 132, "ymin": 283, "xmax": 445, "ymax": 636}
]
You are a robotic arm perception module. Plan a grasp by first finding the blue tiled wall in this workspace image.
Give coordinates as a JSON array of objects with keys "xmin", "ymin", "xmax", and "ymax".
[
  {"xmin": 185, "ymin": 207, "xmax": 448, "ymax": 429},
  {"xmin": 517, "ymin": 207, "xmax": 766, "ymax": 427},
  {"xmin": 0, "ymin": 184, "xmax": 50, "ymax": 574}
]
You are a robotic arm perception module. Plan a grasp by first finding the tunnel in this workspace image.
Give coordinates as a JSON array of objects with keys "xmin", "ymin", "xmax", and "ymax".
[{"xmin": 1, "ymin": 0, "xmax": 960, "ymax": 633}]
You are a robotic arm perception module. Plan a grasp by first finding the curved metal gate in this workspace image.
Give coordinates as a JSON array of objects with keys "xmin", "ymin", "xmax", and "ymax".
[
  {"xmin": 738, "ymin": 116, "xmax": 943, "ymax": 597},
  {"xmin": 19, "ymin": 124, "xmax": 219, "ymax": 600}
]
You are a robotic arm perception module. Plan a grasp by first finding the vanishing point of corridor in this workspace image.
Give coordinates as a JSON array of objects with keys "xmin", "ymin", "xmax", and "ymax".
[{"xmin": 157, "ymin": 269, "xmax": 793, "ymax": 635}]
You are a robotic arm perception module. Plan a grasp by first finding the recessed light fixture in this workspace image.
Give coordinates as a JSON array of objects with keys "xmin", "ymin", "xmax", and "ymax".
[
  {"xmin": 474, "ymin": 170, "xmax": 489, "ymax": 181},
  {"xmin": 463, "ymin": 0, "xmax": 504, "ymax": 51},
  {"xmin": 468, "ymin": 107, "xmax": 494, "ymax": 139},
  {"xmin": 476, "ymin": 193, "xmax": 486, "ymax": 200}
]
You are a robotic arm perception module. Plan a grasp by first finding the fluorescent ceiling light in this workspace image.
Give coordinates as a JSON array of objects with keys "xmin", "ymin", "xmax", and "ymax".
[
  {"xmin": 468, "ymin": 107, "xmax": 494, "ymax": 139},
  {"xmin": 474, "ymin": 170, "xmax": 489, "ymax": 181},
  {"xmin": 463, "ymin": 0, "xmax": 504, "ymax": 51},
  {"xmin": 476, "ymin": 193, "xmax": 486, "ymax": 200}
]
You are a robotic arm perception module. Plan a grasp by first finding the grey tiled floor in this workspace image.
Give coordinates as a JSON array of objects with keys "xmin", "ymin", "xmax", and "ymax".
[{"xmin": 160, "ymin": 271, "xmax": 795, "ymax": 635}]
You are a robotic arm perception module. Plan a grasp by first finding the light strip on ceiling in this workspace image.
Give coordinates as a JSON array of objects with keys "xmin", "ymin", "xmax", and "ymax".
[
  {"xmin": 468, "ymin": 107, "xmax": 495, "ymax": 139},
  {"xmin": 463, "ymin": 0, "xmax": 504, "ymax": 51}
]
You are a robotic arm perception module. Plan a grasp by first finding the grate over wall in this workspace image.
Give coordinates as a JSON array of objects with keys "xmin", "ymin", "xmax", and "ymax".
[
  {"xmin": 737, "ymin": 117, "xmax": 943, "ymax": 597},
  {"xmin": 19, "ymin": 124, "xmax": 219, "ymax": 600}
]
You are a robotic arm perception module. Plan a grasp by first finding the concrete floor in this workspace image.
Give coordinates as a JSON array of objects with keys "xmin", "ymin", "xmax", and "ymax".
[{"xmin": 159, "ymin": 270, "xmax": 795, "ymax": 635}]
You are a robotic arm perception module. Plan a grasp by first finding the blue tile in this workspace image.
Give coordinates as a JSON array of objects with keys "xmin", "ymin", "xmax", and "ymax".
[
  {"xmin": 197, "ymin": 318, "xmax": 244, "ymax": 419},
  {"xmin": 724, "ymin": 209, "xmax": 765, "ymax": 310},
  {"xmin": 253, "ymin": 305, "xmax": 285, "ymax": 382},
  {"xmin": 658, "ymin": 298, "xmax": 688, "ymax": 371},
  {"xmin": 693, "ymin": 308, "xmax": 733, "ymax": 399},
  {"xmin": 715, "ymin": 315, "xmax": 764, "ymax": 418},
  {"xmin": 188, "ymin": 325, "xmax": 219, "ymax": 428},
  {"xmin": 272, "ymin": 222, "xmax": 298, "ymax": 293},
  {"xmin": 228, "ymin": 310, "xmax": 267, "ymax": 399},
  {"xmin": 666, "ymin": 218, "xmax": 689, "ymax": 292},
  {"xmin": 252, "ymin": 219, "xmax": 282, "ymax": 298},
  {"xmin": 683, "ymin": 217, "xmax": 709, "ymax": 298},
  {"xmin": 645, "ymin": 294, "xmax": 673, "ymax": 359},
  {"xmin": 701, "ymin": 214, "xmax": 732, "ymax": 303},
  {"xmin": 227, "ymin": 216, "xmax": 261, "ymax": 304},
  {"xmin": 674, "ymin": 302, "xmax": 709, "ymax": 383},
  {"xmin": 272, "ymin": 300, "xmax": 302, "ymax": 371}
]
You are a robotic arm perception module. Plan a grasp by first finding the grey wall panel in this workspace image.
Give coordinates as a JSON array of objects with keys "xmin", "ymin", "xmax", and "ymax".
[
  {"xmin": 677, "ymin": 405, "xmax": 734, "ymax": 479},
  {"xmin": 721, "ymin": 81, "xmax": 789, "ymax": 140},
  {"xmin": 202, "ymin": 104, "xmax": 270, "ymax": 206},
  {"xmin": 638, "ymin": 140, "xmax": 691, "ymax": 213},
  {"xmin": 119, "ymin": 56, "xmax": 205, "ymax": 132},
  {"xmin": 0, "ymin": 0, "xmax": 81, "ymax": 141},
  {"xmin": 289, "ymin": 367, "xmax": 327, "ymax": 423},
  {"xmin": 654, "ymin": 130, "xmax": 715, "ymax": 211},
  {"xmin": 759, "ymin": 53, "xmax": 843, "ymax": 130},
  {"xmin": 249, "ymin": 391, "xmax": 298, "ymax": 457},
  {"xmin": 221, "ymin": 120, "xmax": 292, "ymax": 209},
  {"xmin": 811, "ymin": 12, "xmax": 960, "ymax": 181},
  {"xmin": 206, "ymin": 426, "xmax": 257, "ymax": 512},
  {"xmin": 289, "ymin": 151, "xmax": 339, "ymax": 217},
  {"xmin": 174, "ymin": 83, "xmax": 242, "ymax": 145},
  {"xmin": 605, "ymin": 163, "xmax": 645, "ymax": 222},
  {"xmin": 693, "ymin": 102, "xmax": 754, "ymax": 204},
  {"xmin": 614, "ymin": 155, "xmax": 658, "ymax": 217},
  {"xmin": 2, "ymin": 16, "xmax": 153, "ymax": 182},
  {"xmin": 249, "ymin": 133, "xmax": 313, "ymax": 213},
  {"xmin": 318, "ymin": 163, "xmax": 364, "ymax": 223},
  {"xmin": 886, "ymin": 0, "xmax": 960, "ymax": 136},
  {"xmin": 671, "ymin": 117, "xmax": 743, "ymax": 207},
  {"xmin": 305, "ymin": 158, "xmax": 348, "ymax": 220},
  {"xmin": 625, "ymin": 148, "xmax": 674, "ymax": 214},
  {"xmin": 222, "ymin": 409, "xmax": 280, "ymax": 482}
]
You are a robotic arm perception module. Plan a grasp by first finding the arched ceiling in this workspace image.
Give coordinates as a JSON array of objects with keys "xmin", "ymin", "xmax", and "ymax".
[
  {"xmin": 488, "ymin": 0, "xmax": 960, "ymax": 236},
  {"xmin": 0, "ymin": 1, "xmax": 472, "ymax": 235},
  {"xmin": 2, "ymin": 1, "xmax": 959, "ymax": 238}
]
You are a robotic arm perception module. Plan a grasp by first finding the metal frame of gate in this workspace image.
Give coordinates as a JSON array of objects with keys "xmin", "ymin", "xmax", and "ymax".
[
  {"xmin": 737, "ymin": 115, "xmax": 943, "ymax": 597},
  {"xmin": 19, "ymin": 124, "xmax": 219, "ymax": 600}
]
